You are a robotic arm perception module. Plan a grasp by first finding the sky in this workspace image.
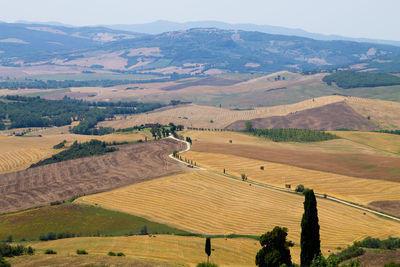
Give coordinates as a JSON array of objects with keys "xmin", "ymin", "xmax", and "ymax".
[{"xmin": 0, "ymin": 0, "xmax": 399, "ymax": 41}]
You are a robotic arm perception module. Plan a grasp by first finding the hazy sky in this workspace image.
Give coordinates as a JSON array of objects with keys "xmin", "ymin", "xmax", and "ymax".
[{"xmin": 1, "ymin": 0, "xmax": 399, "ymax": 41}]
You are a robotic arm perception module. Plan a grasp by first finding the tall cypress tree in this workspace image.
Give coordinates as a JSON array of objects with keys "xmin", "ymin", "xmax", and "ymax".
[{"xmin": 300, "ymin": 189, "xmax": 321, "ymax": 267}]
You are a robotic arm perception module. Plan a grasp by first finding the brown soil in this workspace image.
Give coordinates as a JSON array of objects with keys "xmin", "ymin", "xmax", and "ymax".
[
  {"xmin": 356, "ymin": 249, "xmax": 400, "ymax": 267},
  {"xmin": 368, "ymin": 201, "xmax": 400, "ymax": 217},
  {"xmin": 191, "ymin": 142, "xmax": 400, "ymax": 182},
  {"xmin": 225, "ymin": 102, "xmax": 377, "ymax": 131},
  {"xmin": 0, "ymin": 139, "xmax": 187, "ymax": 213},
  {"xmin": 162, "ymin": 76, "xmax": 248, "ymax": 91}
]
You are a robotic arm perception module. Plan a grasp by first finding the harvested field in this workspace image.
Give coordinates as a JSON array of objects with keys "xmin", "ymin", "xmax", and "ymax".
[
  {"xmin": 183, "ymin": 130, "xmax": 394, "ymax": 156},
  {"xmin": 8, "ymin": 254, "xmax": 182, "ymax": 267},
  {"xmin": 15, "ymin": 235, "xmax": 260, "ymax": 267},
  {"xmin": 100, "ymin": 95, "xmax": 353, "ymax": 130},
  {"xmin": 189, "ymin": 142, "xmax": 400, "ymax": 181},
  {"xmin": 225, "ymin": 102, "xmax": 377, "ymax": 131},
  {"xmin": 100, "ymin": 95, "xmax": 400, "ymax": 130},
  {"xmin": 182, "ymin": 151, "xmax": 400, "ymax": 208},
  {"xmin": 77, "ymin": 171, "xmax": 400, "ymax": 251},
  {"xmin": 0, "ymin": 132, "xmax": 148, "ymax": 174},
  {"xmin": 332, "ymin": 131, "xmax": 400, "ymax": 155},
  {"xmin": 161, "ymin": 76, "xmax": 249, "ymax": 91},
  {"xmin": 369, "ymin": 201, "xmax": 400, "ymax": 217},
  {"xmin": 0, "ymin": 138, "xmax": 187, "ymax": 213}
]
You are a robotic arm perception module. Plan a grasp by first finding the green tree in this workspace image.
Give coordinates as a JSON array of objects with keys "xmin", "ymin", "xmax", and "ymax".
[
  {"xmin": 255, "ymin": 226, "xmax": 294, "ymax": 267},
  {"xmin": 245, "ymin": 120, "xmax": 253, "ymax": 132},
  {"xmin": 205, "ymin": 237, "xmax": 211, "ymax": 265},
  {"xmin": 301, "ymin": 190, "xmax": 321, "ymax": 267}
]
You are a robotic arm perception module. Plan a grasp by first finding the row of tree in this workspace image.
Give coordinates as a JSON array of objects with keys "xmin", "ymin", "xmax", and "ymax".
[
  {"xmin": 323, "ymin": 71, "xmax": 400, "ymax": 89},
  {"xmin": 0, "ymin": 95, "xmax": 165, "ymax": 134},
  {"xmin": 246, "ymin": 126, "xmax": 339, "ymax": 142}
]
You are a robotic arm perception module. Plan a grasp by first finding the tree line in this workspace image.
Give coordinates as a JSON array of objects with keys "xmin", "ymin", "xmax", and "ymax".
[
  {"xmin": 323, "ymin": 71, "xmax": 400, "ymax": 89},
  {"xmin": 246, "ymin": 127, "xmax": 339, "ymax": 142},
  {"xmin": 0, "ymin": 95, "xmax": 165, "ymax": 134},
  {"xmin": 30, "ymin": 139, "xmax": 119, "ymax": 168}
]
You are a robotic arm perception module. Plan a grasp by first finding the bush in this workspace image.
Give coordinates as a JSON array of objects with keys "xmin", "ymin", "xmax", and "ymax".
[
  {"xmin": 0, "ymin": 256, "xmax": 10, "ymax": 267},
  {"xmin": 107, "ymin": 251, "xmax": 116, "ymax": 256},
  {"xmin": 76, "ymin": 249, "xmax": 88, "ymax": 255},
  {"xmin": 44, "ymin": 249, "xmax": 57, "ymax": 254},
  {"xmin": 295, "ymin": 184, "xmax": 305, "ymax": 193},
  {"xmin": 117, "ymin": 252, "xmax": 125, "ymax": 256},
  {"xmin": 196, "ymin": 263, "xmax": 218, "ymax": 267}
]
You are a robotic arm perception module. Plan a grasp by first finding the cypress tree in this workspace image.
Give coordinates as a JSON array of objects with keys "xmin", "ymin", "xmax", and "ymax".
[
  {"xmin": 205, "ymin": 237, "xmax": 211, "ymax": 264},
  {"xmin": 300, "ymin": 189, "xmax": 321, "ymax": 267}
]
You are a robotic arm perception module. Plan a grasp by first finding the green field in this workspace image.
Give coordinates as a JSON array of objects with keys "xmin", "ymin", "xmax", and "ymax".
[
  {"xmin": 0, "ymin": 203, "xmax": 189, "ymax": 240},
  {"xmin": 23, "ymin": 88, "xmax": 70, "ymax": 97},
  {"xmin": 29, "ymin": 73, "xmax": 159, "ymax": 81}
]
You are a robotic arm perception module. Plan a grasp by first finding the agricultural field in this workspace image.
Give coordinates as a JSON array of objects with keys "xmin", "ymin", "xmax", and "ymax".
[
  {"xmin": 185, "ymin": 131, "xmax": 400, "ymax": 181},
  {"xmin": 77, "ymin": 171, "xmax": 400, "ymax": 254},
  {"xmin": 0, "ymin": 129, "xmax": 149, "ymax": 174},
  {"xmin": 0, "ymin": 138, "xmax": 187, "ymax": 213},
  {"xmin": 10, "ymin": 235, "xmax": 260, "ymax": 267},
  {"xmin": 100, "ymin": 95, "xmax": 400, "ymax": 131},
  {"xmin": 182, "ymin": 151, "xmax": 400, "ymax": 208}
]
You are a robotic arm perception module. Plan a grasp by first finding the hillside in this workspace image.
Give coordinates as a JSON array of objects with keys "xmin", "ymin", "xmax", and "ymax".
[
  {"xmin": 0, "ymin": 138, "xmax": 186, "ymax": 213},
  {"xmin": 225, "ymin": 101, "xmax": 377, "ymax": 131}
]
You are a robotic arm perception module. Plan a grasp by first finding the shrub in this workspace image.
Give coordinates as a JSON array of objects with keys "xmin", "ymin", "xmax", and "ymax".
[
  {"xmin": 44, "ymin": 249, "xmax": 57, "ymax": 254},
  {"xmin": 295, "ymin": 184, "xmax": 305, "ymax": 193},
  {"xmin": 107, "ymin": 251, "xmax": 116, "ymax": 256},
  {"xmin": 117, "ymin": 252, "xmax": 125, "ymax": 256},
  {"xmin": 76, "ymin": 249, "xmax": 88, "ymax": 255},
  {"xmin": 0, "ymin": 256, "xmax": 10, "ymax": 267}
]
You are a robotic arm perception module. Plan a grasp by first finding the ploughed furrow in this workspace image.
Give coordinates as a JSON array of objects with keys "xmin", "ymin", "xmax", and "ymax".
[
  {"xmin": 78, "ymin": 171, "xmax": 400, "ymax": 249},
  {"xmin": 0, "ymin": 139, "xmax": 187, "ymax": 213}
]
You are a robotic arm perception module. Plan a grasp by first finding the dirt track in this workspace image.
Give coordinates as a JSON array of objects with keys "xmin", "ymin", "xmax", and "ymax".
[
  {"xmin": 0, "ymin": 139, "xmax": 187, "ymax": 213},
  {"xmin": 225, "ymin": 102, "xmax": 377, "ymax": 131}
]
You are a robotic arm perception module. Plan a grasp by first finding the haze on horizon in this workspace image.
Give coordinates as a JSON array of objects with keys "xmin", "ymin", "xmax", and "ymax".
[{"xmin": 0, "ymin": 0, "xmax": 399, "ymax": 42}]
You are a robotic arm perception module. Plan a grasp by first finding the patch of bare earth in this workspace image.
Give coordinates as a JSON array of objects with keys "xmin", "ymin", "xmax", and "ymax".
[
  {"xmin": 225, "ymin": 102, "xmax": 376, "ymax": 131},
  {"xmin": 368, "ymin": 201, "xmax": 400, "ymax": 217},
  {"xmin": 356, "ymin": 249, "xmax": 400, "ymax": 267},
  {"xmin": 0, "ymin": 139, "xmax": 187, "ymax": 213},
  {"xmin": 191, "ymin": 142, "xmax": 400, "ymax": 182}
]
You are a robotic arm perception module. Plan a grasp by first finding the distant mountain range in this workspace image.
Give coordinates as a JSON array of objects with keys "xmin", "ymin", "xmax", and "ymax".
[
  {"xmin": 1, "ymin": 21, "xmax": 400, "ymax": 74},
  {"xmin": 10, "ymin": 20, "xmax": 400, "ymax": 47},
  {"xmin": 105, "ymin": 20, "xmax": 400, "ymax": 47}
]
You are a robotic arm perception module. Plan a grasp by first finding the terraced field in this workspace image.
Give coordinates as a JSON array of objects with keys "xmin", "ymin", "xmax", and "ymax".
[
  {"xmin": 77, "ymin": 171, "xmax": 400, "ymax": 251},
  {"xmin": 10, "ymin": 235, "xmax": 260, "ymax": 267},
  {"xmin": 0, "ymin": 138, "xmax": 187, "ymax": 213}
]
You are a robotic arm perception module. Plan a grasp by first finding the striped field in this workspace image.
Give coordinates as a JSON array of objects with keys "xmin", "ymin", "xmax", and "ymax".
[{"xmin": 77, "ymin": 171, "xmax": 400, "ymax": 255}]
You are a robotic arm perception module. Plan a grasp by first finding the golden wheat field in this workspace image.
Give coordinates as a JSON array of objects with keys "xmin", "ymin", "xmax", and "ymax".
[
  {"xmin": 331, "ymin": 131, "xmax": 400, "ymax": 155},
  {"xmin": 182, "ymin": 151, "xmax": 400, "ymax": 206},
  {"xmin": 0, "ymin": 131, "xmax": 148, "ymax": 174},
  {"xmin": 12, "ymin": 235, "xmax": 260, "ymax": 267},
  {"xmin": 77, "ymin": 171, "xmax": 400, "ymax": 253}
]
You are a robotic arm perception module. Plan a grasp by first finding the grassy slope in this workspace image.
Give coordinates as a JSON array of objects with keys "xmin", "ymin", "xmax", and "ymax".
[{"xmin": 0, "ymin": 203, "xmax": 189, "ymax": 240}]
